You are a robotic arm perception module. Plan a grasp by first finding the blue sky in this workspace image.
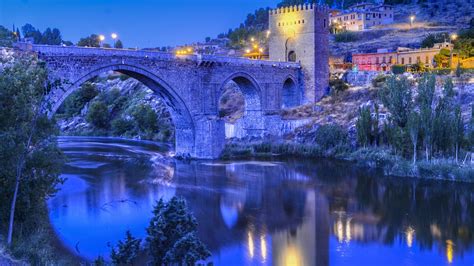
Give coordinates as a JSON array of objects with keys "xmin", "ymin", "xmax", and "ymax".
[{"xmin": 0, "ymin": 0, "xmax": 280, "ymax": 48}]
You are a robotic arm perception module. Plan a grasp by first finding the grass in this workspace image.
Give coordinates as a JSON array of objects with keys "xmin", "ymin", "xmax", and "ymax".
[{"xmin": 221, "ymin": 141, "xmax": 474, "ymax": 182}]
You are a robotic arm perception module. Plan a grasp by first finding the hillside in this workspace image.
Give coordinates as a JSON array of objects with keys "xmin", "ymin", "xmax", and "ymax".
[{"xmin": 330, "ymin": 1, "xmax": 473, "ymax": 57}]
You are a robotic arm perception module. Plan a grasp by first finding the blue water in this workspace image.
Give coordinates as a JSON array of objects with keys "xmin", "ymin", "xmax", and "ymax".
[{"xmin": 49, "ymin": 136, "xmax": 474, "ymax": 265}]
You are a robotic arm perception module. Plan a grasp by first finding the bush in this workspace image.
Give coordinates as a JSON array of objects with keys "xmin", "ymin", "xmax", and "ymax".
[
  {"xmin": 329, "ymin": 78, "xmax": 349, "ymax": 94},
  {"xmin": 111, "ymin": 117, "xmax": 135, "ymax": 136},
  {"xmin": 58, "ymin": 82, "xmax": 99, "ymax": 116},
  {"xmin": 372, "ymin": 75, "xmax": 387, "ymax": 87},
  {"xmin": 131, "ymin": 104, "xmax": 158, "ymax": 134},
  {"xmin": 391, "ymin": 65, "xmax": 406, "ymax": 74},
  {"xmin": 334, "ymin": 31, "xmax": 359, "ymax": 43},
  {"xmin": 146, "ymin": 197, "xmax": 210, "ymax": 265},
  {"xmin": 314, "ymin": 124, "xmax": 349, "ymax": 153},
  {"xmin": 86, "ymin": 101, "xmax": 109, "ymax": 129},
  {"xmin": 111, "ymin": 230, "xmax": 141, "ymax": 265}
]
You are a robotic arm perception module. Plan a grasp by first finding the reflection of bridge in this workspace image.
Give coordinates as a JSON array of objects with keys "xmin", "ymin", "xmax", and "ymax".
[{"xmin": 17, "ymin": 44, "xmax": 304, "ymax": 158}]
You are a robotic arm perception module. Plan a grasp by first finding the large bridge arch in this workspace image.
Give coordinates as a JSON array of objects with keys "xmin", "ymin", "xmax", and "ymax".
[
  {"xmin": 219, "ymin": 72, "xmax": 264, "ymax": 137},
  {"xmin": 48, "ymin": 63, "xmax": 196, "ymax": 157}
]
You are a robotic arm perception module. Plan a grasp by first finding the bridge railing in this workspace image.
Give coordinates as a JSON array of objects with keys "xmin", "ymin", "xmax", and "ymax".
[{"xmin": 15, "ymin": 43, "xmax": 301, "ymax": 69}]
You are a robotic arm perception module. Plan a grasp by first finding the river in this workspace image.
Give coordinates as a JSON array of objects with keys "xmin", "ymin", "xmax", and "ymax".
[{"xmin": 49, "ymin": 136, "xmax": 474, "ymax": 265}]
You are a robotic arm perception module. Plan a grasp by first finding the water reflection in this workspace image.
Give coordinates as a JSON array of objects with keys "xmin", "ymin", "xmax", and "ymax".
[{"xmin": 50, "ymin": 137, "xmax": 474, "ymax": 265}]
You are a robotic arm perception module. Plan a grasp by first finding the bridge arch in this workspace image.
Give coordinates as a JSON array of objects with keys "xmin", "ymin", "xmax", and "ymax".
[
  {"xmin": 219, "ymin": 72, "xmax": 264, "ymax": 137},
  {"xmin": 49, "ymin": 63, "xmax": 196, "ymax": 157},
  {"xmin": 281, "ymin": 75, "xmax": 302, "ymax": 108}
]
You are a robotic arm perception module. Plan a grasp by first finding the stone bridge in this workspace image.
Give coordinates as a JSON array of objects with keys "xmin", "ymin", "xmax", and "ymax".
[{"xmin": 17, "ymin": 44, "xmax": 304, "ymax": 158}]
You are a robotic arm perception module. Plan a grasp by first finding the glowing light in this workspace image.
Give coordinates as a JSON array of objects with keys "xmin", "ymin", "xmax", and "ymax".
[
  {"xmin": 250, "ymin": 37, "xmax": 255, "ymax": 42},
  {"xmin": 405, "ymin": 227, "xmax": 415, "ymax": 248},
  {"xmin": 111, "ymin": 33, "xmax": 118, "ymax": 39},
  {"xmin": 187, "ymin": 47, "xmax": 192, "ymax": 52},
  {"xmin": 336, "ymin": 219, "xmax": 344, "ymax": 243},
  {"xmin": 345, "ymin": 218, "xmax": 352, "ymax": 243},
  {"xmin": 248, "ymin": 231, "xmax": 254, "ymax": 258},
  {"xmin": 253, "ymin": 44, "xmax": 259, "ymax": 49},
  {"xmin": 260, "ymin": 235, "xmax": 267, "ymax": 262},
  {"xmin": 450, "ymin": 34, "xmax": 458, "ymax": 41},
  {"xmin": 410, "ymin": 15, "xmax": 415, "ymax": 24},
  {"xmin": 446, "ymin": 240, "xmax": 454, "ymax": 264},
  {"xmin": 259, "ymin": 48, "xmax": 264, "ymax": 53},
  {"xmin": 284, "ymin": 246, "xmax": 302, "ymax": 266},
  {"xmin": 98, "ymin": 35, "xmax": 105, "ymax": 41},
  {"xmin": 245, "ymin": 49, "xmax": 251, "ymax": 53}
]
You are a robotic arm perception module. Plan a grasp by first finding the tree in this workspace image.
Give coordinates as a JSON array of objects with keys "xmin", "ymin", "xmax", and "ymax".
[
  {"xmin": 111, "ymin": 230, "xmax": 141, "ymax": 265},
  {"xmin": 86, "ymin": 101, "xmax": 109, "ymax": 129},
  {"xmin": 379, "ymin": 75, "xmax": 413, "ymax": 127},
  {"xmin": 114, "ymin": 39, "xmax": 123, "ymax": 49},
  {"xmin": 407, "ymin": 112, "xmax": 420, "ymax": 164},
  {"xmin": 356, "ymin": 106, "xmax": 372, "ymax": 148},
  {"xmin": 0, "ymin": 56, "xmax": 64, "ymax": 245},
  {"xmin": 434, "ymin": 48, "xmax": 451, "ymax": 68},
  {"xmin": 146, "ymin": 197, "xmax": 210, "ymax": 265},
  {"xmin": 77, "ymin": 34, "xmax": 101, "ymax": 47},
  {"xmin": 453, "ymin": 105, "xmax": 464, "ymax": 163},
  {"xmin": 131, "ymin": 104, "xmax": 158, "ymax": 135},
  {"xmin": 0, "ymin": 26, "xmax": 15, "ymax": 47},
  {"xmin": 417, "ymin": 74, "xmax": 436, "ymax": 160},
  {"xmin": 205, "ymin": 37, "xmax": 211, "ymax": 43}
]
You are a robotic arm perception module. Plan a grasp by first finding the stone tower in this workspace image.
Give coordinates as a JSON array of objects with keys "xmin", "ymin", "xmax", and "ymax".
[{"xmin": 269, "ymin": 4, "xmax": 329, "ymax": 102}]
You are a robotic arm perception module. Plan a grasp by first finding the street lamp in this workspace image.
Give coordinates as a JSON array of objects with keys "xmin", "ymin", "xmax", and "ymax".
[
  {"xmin": 250, "ymin": 37, "xmax": 255, "ymax": 42},
  {"xmin": 266, "ymin": 30, "xmax": 271, "ymax": 38},
  {"xmin": 99, "ymin": 34, "xmax": 105, "ymax": 47},
  {"xmin": 410, "ymin": 15, "xmax": 415, "ymax": 27},
  {"xmin": 450, "ymin": 33, "xmax": 458, "ymax": 42},
  {"xmin": 111, "ymin": 33, "xmax": 118, "ymax": 47}
]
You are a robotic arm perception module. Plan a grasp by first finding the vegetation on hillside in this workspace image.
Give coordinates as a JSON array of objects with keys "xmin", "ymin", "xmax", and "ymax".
[
  {"xmin": 0, "ymin": 55, "xmax": 66, "ymax": 263},
  {"xmin": 56, "ymin": 76, "xmax": 174, "ymax": 142}
]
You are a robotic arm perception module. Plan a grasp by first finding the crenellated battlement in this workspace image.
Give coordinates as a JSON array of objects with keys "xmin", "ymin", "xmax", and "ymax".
[{"xmin": 269, "ymin": 4, "xmax": 329, "ymax": 16}]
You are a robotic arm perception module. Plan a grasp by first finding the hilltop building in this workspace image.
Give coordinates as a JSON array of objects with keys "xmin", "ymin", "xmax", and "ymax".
[
  {"xmin": 352, "ymin": 42, "xmax": 454, "ymax": 71},
  {"xmin": 330, "ymin": 2, "xmax": 394, "ymax": 31},
  {"xmin": 268, "ymin": 4, "xmax": 329, "ymax": 102}
]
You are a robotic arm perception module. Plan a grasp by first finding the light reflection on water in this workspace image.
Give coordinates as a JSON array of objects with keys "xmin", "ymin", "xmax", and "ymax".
[{"xmin": 49, "ymin": 137, "xmax": 474, "ymax": 265}]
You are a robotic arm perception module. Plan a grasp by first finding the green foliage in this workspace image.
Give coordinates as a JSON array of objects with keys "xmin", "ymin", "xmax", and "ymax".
[
  {"xmin": 0, "ymin": 26, "xmax": 16, "ymax": 47},
  {"xmin": 57, "ymin": 82, "xmax": 99, "ymax": 116},
  {"xmin": 314, "ymin": 124, "xmax": 349, "ymax": 151},
  {"xmin": 111, "ymin": 117, "xmax": 135, "ymax": 136},
  {"xmin": 21, "ymin": 24, "xmax": 63, "ymax": 45},
  {"xmin": 114, "ymin": 39, "xmax": 124, "ymax": 49},
  {"xmin": 94, "ymin": 256, "xmax": 106, "ymax": 266},
  {"xmin": 0, "ymin": 57, "xmax": 64, "ymax": 258},
  {"xmin": 434, "ymin": 48, "xmax": 451, "ymax": 68},
  {"xmin": 454, "ymin": 38, "xmax": 474, "ymax": 59},
  {"xmin": 86, "ymin": 101, "xmax": 109, "ymax": 129},
  {"xmin": 407, "ymin": 112, "xmax": 420, "ymax": 163},
  {"xmin": 356, "ymin": 106, "xmax": 372, "ymax": 147},
  {"xmin": 111, "ymin": 230, "xmax": 141, "ymax": 265},
  {"xmin": 77, "ymin": 34, "xmax": 101, "ymax": 47},
  {"xmin": 146, "ymin": 197, "xmax": 210, "ymax": 265},
  {"xmin": 334, "ymin": 31, "xmax": 359, "ymax": 43},
  {"xmin": 329, "ymin": 78, "xmax": 349, "ymax": 94},
  {"xmin": 391, "ymin": 65, "xmax": 406, "ymax": 74},
  {"xmin": 131, "ymin": 104, "xmax": 159, "ymax": 136},
  {"xmin": 379, "ymin": 75, "xmax": 412, "ymax": 127},
  {"xmin": 372, "ymin": 75, "xmax": 388, "ymax": 88},
  {"xmin": 421, "ymin": 33, "xmax": 448, "ymax": 48}
]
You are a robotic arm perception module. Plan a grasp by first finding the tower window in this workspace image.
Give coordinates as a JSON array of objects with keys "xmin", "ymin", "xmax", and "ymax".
[{"xmin": 288, "ymin": 51, "xmax": 296, "ymax": 62}]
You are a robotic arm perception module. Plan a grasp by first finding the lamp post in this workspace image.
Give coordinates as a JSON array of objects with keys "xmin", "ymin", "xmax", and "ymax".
[
  {"xmin": 410, "ymin": 15, "xmax": 415, "ymax": 27},
  {"xmin": 111, "ymin": 33, "xmax": 118, "ymax": 47},
  {"xmin": 99, "ymin": 34, "xmax": 105, "ymax": 47}
]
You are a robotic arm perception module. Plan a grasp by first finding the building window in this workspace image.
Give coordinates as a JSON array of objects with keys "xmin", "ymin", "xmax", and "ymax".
[
  {"xmin": 302, "ymin": 19, "xmax": 305, "ymax": 23},
  {"xmin": 376, "ymin": 57, "xmax": 379, "ymax": 64},
  {"xmin": 408, "ymin": 57, "xmax": 412, "ymax": 64},
  {"xmin": 288, "ymin": 51, "xmax": 297, "ymax": 62},
  {"xmin": 417, "ymin": 56, "xmax": 420, "ymax": 63},
  {"xmin": 401, "ymin": 58, "xmax": 405, "ymax": 64},
  {"xmin": 382, "ymin": 56, "xmax": 386, "ymax": 63},
  {"xmin": 425, "ymin": 56, "xmax": 429, "ymax": 64},
  {"xmin": 324, "ymin": 19, "xmax": 327, "ymax": 28}
]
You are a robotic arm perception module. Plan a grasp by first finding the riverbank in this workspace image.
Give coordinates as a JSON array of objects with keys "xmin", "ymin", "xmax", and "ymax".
[
  {"xmin": 221, "ymin": 140, "xmax": 474, "ymax": 182},
  {"xmin": 1, "ymin": 203, "xmax": 82, "ymax": 265}
]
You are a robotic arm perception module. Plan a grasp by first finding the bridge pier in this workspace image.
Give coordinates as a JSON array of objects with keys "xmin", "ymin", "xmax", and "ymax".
[{"xmin": 193, "ymin": 115, "xmax": 225, "ymax": 159}]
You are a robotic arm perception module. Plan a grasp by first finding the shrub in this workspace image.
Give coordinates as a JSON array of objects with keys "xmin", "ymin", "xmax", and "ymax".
[
  {"xmin": 111, "ymin": 230, "xmax": 141, "ymax": 265},
  {"xmin": 58, "ymin": 82, "xmax": 99, "ymax": 116},
  {"xmin": 146, "ymin": 197, "xmax": 210, "ymax": 265},
  {"xmin": 86, "ymin": 101, "xmax": 109, "ymax": 129},
  {"xmin": 314, "ymin": 124, "xmax": 349, "ymax": 152},
  {"xmin": 391, "ymin": 65, "xmax": 406, "ymax": 74},
  {"xmin": 372, "ymin": 75, "xmax": 387, "ymax": 88},
  {"xmin": 329, "ymin": 78, "xmax": 349, "ymax": 94},
  {"xmin": 131, "ymin": 104, "xmax": 158, "ymax": 134},
  {"xmin": 334, "ymin": 31, "xmax": 359, "ymax": 43},
  {"xmin": 111, "ymin": 117, "xmax": 135, "ymax": 136}
]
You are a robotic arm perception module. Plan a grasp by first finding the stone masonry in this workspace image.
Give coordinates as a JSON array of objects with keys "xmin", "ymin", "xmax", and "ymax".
[{"xmin": 15, "ymin": 5, "xmax": 329, "ymax": 159}]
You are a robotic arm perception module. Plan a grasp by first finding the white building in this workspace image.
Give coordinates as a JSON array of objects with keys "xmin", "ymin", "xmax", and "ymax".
[{"xmin": 330, "ymin": 2, "xmax": 394, "ymax": 31}]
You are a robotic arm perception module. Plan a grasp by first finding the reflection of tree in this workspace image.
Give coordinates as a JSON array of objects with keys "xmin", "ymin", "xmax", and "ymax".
[{"xmin": 352, "ymin": 175, "xmax": 474, "ymax": 256}]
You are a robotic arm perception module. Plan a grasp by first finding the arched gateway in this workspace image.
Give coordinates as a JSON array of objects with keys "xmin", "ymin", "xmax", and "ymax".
[{"xmin": 17, "ymin": 44, "xmax": 302, "ymax": 158}]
